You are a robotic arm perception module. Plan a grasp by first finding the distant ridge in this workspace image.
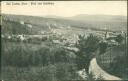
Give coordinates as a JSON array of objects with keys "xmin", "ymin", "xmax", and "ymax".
[
  {"xmin": 2, "ymin": 14, "xmax": 127, "ymax": 32},
  {"xmin": 67, "ymin": 14, "xmax": 127, "ymax": 22}
]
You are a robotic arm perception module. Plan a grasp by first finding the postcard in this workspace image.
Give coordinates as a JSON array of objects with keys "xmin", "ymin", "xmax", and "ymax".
[{"xmin": 1, "ymin": 1, "xmax": 127, "ymax": 81}]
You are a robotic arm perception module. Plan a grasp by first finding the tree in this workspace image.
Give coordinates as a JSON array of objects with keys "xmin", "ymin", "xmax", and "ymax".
[
  {"xmin": 99, "ymin": 41, "xmax": 108, "ymax": 55},
  {"xmin": 115, "ymin": 34, "xmax": 124, "ymax": 44},
  {"xmin": 75, "ymin": 34, "xmax": 100, "ymax": 80}
]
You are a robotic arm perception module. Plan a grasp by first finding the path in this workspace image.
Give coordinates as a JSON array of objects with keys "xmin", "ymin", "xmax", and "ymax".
[{"xmin": 89, "ymin": 58, "xmax": 122, "ymax": 80}]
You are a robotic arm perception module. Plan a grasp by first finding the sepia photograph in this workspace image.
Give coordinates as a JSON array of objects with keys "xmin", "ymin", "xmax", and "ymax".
[{"xmin": 1, "ymin": 1, "xmax": 127, "ymax": 81}]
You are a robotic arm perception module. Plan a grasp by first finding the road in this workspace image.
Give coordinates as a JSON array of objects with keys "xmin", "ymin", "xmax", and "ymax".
[
  {"xmin": 89, "ymin": 58, "xmax": 122, "ymax": 80},
  {"xmin": 77, "ymin": 58, "xmax": 122, "ymax": 80}
]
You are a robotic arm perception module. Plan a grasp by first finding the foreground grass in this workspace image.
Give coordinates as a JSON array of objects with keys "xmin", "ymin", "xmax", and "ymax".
[
  {"xmin": 2, "ymin": 63, "xmax": 81, "ymax": 81},
  {"xmin": 1, "ymin": 41, "xmax": 82, "ymax": 81}
]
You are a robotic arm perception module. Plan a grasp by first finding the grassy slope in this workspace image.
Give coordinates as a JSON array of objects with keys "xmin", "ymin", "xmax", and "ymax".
[{"xmin": 96, "ymin": 44, "xmax": 128, "ymax": 79}]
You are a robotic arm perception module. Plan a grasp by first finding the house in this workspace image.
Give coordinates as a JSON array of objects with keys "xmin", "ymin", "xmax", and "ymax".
[
  {"xmin": 20, "ymin": 21, "xmax": 24, "ymax": 25},
  {"xmin": 27, "ymin": 24, "xmax": 32, "ymax": 28}
]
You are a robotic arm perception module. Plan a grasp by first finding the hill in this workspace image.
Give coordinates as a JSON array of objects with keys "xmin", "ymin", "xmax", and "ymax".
[
  {"xmin": 1, "ymin": 14, "xmax": 127, "ymax": 35},
  {"xmin": 67, "ymin": 14, "xmax": 127, "ymax": 31}
]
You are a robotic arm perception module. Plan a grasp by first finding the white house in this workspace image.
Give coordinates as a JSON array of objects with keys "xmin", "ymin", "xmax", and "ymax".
[
  {"xmin": 27, "ymin": 24, "xmax": 32, "ymax": 28},
  {"xmin": 20, "ymin": 21, "xmax": 24, "ymax": 25}
]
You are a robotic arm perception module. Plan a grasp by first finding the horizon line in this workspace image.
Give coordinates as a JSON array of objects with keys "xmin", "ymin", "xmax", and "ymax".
[{"xmin": 1, "ymin": 13, "xmax": 127, "ymax": 18}]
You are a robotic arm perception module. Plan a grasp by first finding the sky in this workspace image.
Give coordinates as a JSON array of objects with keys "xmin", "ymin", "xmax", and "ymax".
[{"xmin": 1, "ymin": 1, "xmax": 127, "ymax": 17}]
